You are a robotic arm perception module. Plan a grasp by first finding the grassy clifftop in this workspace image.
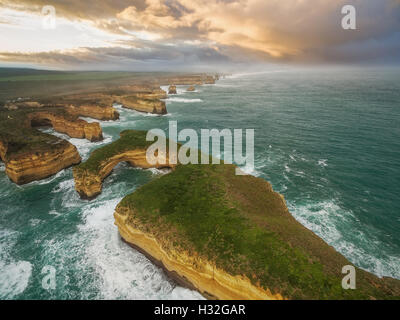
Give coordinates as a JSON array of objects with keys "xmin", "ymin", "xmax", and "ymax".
[
  {"xmin": 118, "ymin": 163, "xmax": 400, "ymax": 299},
  {"xmin": 75, "ymin": 130, "xmax": 155, "ymax": 173}
]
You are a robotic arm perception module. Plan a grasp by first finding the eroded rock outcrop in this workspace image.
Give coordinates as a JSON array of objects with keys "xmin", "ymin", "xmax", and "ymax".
[
  {"xmin": 117, "ymin": 96, "xmax": 167, "ymax": 115},
  {"xmin": 0, "ymin": 107, "xmax": 105, "ymax": 184},
  {"xmin": 168, "ymin": 85, "xmax": 177, "ymax": 95},
  {"xmin": 66, "ymin": 104, "xmax": 119, "ymax": 121},
  {"xmin": 187, "ymin": 85, "xmax": 196, "ymax": 92},
  {"xmin": 73, "ymin": 131, "xmax": 174, "ymax": 199},
  {"xmin": 28, "ymin": 111, "xmax": 103, "ymax": 142},
  {"xmin": 4, "ymin": 141, "xmax": 81, "ymax": 185}
]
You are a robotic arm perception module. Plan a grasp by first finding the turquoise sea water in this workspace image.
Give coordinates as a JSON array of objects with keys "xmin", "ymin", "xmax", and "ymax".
[{"xmin": 0, "ymin": 67, "xmax": 399, "ymax": 299}]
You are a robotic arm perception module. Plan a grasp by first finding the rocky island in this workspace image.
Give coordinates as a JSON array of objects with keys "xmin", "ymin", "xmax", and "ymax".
[{"xmin": 76, "ymin": 130, "xmax": 400, "ymax": 300}]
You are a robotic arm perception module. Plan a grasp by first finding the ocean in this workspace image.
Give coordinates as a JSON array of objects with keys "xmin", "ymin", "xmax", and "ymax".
[{"xmin": 0, "ymin": 66, "xmax": 399, "ymax": 299}]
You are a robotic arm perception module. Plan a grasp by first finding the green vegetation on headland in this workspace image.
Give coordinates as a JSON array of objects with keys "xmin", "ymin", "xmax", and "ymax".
[
  {"xmin": 117, "ymin": 163, "xmax": 400, "ymax": 299},
  {"xmin": 75, "ymin": 130, "xmax": 155, "ymax": 173},
  {"xmin": 76, "ymin": 129, "xmax": 400, "ymax": 299}
]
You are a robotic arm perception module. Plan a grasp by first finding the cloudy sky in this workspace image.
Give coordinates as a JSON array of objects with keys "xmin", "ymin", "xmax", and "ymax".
[{"xmin": 0, "ymin": 0, "xmax": 399, "ymax": 70}]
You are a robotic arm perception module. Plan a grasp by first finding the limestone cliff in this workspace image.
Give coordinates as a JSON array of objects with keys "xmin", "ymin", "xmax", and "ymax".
[
  {"xmin": 66, "ymin": 104, "xmax": 119, "ymax": 121},
  {"xmin": 74, "ymin": 149, "xmax": 164, "ymax": 199},
  {"xmin": 118, "ymin": 96, "xmax": 167, "ymax": 115},
  {"xmin": 114, "ymin": 209, "xmax": 283, "ymax": 300},
  {"xmin": 4, "ymin": 141, "xmax": 81, "ymax": 185},
  {"xmin": 168, "ymin": 85, "xmax": 177, "ymax": 94},
  {"xmin": 0, "ymin": 107, "xmax": 105, "ymax": 185},
  {"xmin": 116, "ymin": 86, "xmax": 167, "ymax": 100},
  {"xmin": 73, "ymin": 131, "xmax": 174, "ymax": 199},
  {"xmin": 28, "ymin": 111, "xmax": 103, "ymax": 142}
]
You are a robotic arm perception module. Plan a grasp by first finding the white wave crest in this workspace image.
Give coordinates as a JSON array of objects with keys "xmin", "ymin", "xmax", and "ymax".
[{"xmin": 167, "ymin": 98, "xmax": 203, "ymax": 103}]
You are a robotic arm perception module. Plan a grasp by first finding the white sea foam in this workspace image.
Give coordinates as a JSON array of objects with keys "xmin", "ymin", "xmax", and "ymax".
[
  {"xmin": 0, "ymin": 162, "xmax": 5, "ymax": 172},
  {"xmin": 318, "ymin": 159, "xmax": 328, "ymax": 167},
  {"xmin": 39, "ymin": 128, "xmax": 113, "ymax": 161},
  {"xmin": 0, "ymin": 230, "xmax": 32, "ymax": 299},
  {"xmin": 30, "ymin": 219, "xmax": 41, "ymax": 227},
  {"xmin": 77, "ymin": 193, "xmax": 204, "ymax": 299},
  {"xmin": 147, "ymin": 168, "xmax": 172, "ymax": 175},
  {"xmin": 167, "ymin": 98, "xmax": 203, "ymax": 103},
  {"xmin": 288, "ymin": 200, "xmax": 400, "ymax": 279}
]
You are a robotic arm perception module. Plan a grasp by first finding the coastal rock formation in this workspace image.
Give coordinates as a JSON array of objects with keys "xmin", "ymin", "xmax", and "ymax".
[
  {"xmin": 187, "ymin": 86, "xmax": 196, "ymax": 92},
  {"xmin": 112, "ymin": 154, "xmax": 400, "ymax": 300},
  {"xmin": 28, "ymin": 111, "xmax": 103, "ymax": 142},
  {"xmin": 0, "ymin": 107, "xmax": 107, "ymax": 184},
  {"xmin": 118, "ymin": 96, "xmax": 167, "ymax": 115},
  {"xmin": 4, "ymin": 141, "xmax": 81, "ymax": 185},
  {"xmin": 66, "ymin": 104, "xmax": 119, "ymax": 121},
  {"xmin": 168, "ymin": 85, "xmax": 177, "ymax": 95},
  {"xmin": 203, "ymin": 75, "xmax": 216, "ymax": 84},
  {"xmin": 73, "ymin": 131, "xmax": 174, "ymax": 199},
  {"xmin": 5, "ymin": 101, "xmax": 43, "ymax": 110},
  {"xmin": 114, "ymin": 210, "xmax": 283, "ymax": 300},
  {"xmin": 117, "ymin": 86, "xmax": 167, "ymax": 100}
]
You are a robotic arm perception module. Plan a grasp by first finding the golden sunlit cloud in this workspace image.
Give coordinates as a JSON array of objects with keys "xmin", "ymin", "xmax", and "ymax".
[{"xmin": 0, "ymin": 0, "xmax": 399, "ymax": 69}]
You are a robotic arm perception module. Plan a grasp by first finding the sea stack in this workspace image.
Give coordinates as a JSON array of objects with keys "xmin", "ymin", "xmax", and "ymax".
[
  {"xmin": 187, "ymin": 85, "xmax": 196, "ymax": 92},
  {"xmin": 168, "ymin": 85, "xmax": 177, "ymax": 94}
]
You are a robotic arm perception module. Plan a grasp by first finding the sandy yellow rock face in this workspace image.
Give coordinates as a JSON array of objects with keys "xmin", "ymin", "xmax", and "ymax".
[
  {"xmin": 66, "ymin": 104, "xmax": 119, "ymax": 121},
  {"xmin": 117, "ymin": 97, "xmax": 167, "ymax": 115},
  {"xmin": 114, "ymin": 209, "xmax": 284, "ymax": 300},
  {"xmin": 4, "ymin": 142, "xmax": 81, "ymax": 185},
  {"xmin": 168, "ymin": 85, "xmax": 177, "ymax": 94},
  {"xmin": 28, "ymin": 111, "xmax": 103, "ymax": 142},
  {"xmin": 73, "ymin": 149, "xmax": 173, "ymax": 199}
]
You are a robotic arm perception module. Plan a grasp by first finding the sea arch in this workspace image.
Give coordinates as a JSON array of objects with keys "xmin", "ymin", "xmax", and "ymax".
[{"xmin": 73, "ymin": 130, "xmax": 174, "ymax": 199}]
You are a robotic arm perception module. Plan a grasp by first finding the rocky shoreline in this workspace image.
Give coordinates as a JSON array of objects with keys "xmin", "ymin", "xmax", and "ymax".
[{"xmin": 0, "ymin": 73, "xmax": 219, "ymax": 185}]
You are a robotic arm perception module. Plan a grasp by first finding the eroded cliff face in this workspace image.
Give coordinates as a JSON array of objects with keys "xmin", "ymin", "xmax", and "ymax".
[
  {"xmin": 117, "ymin": 86, "xmax": 168, "ymax": 100},
  {"xmin": 117, "ymin": 97, "xmax": 167, "ymax": 115},
  {"xmin": 73, "ymin": 149, "xmax": 173, "ymax": 199},
  {"xmin": 114, "ymin": 208, "xmax": 284, "ymax": 300},
  {"xmin": 4, "ymin": 141, "xmax": 81, "ymax": 185},
  {"xmin": 66, "ymin": 104, "xmax": 119, "ymax": 121},
  {"xmin": 28, "ymin": 111, "xmax": 103, "ymax": 142},
  {"xmin": 0, "ymin": 139, "xmax": 7, "ymax": 161}
]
